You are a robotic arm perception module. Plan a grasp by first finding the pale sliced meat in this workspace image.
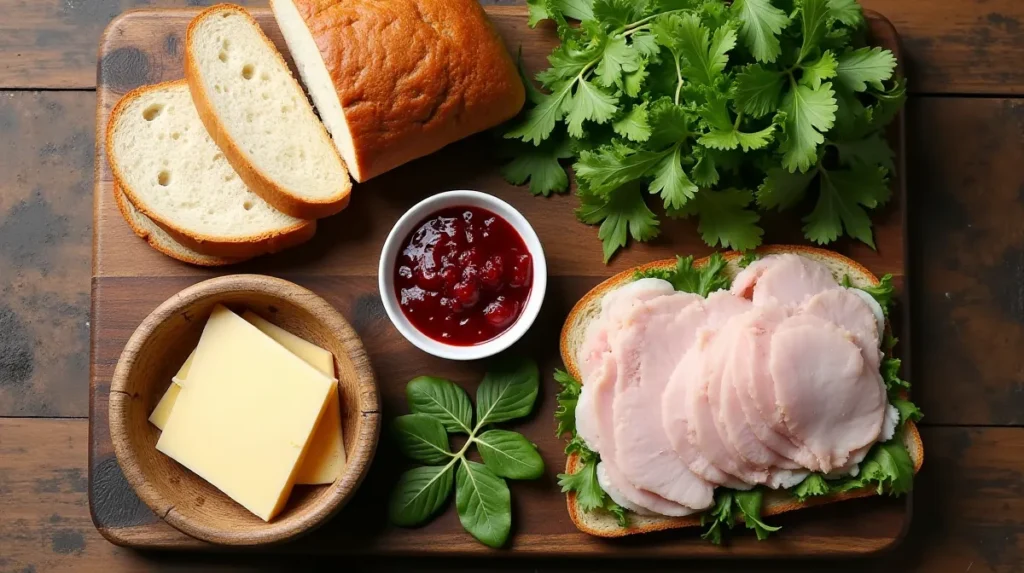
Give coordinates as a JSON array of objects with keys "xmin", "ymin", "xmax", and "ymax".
[
  {"xmin": 770, "ymin": 315, "xmax": 887, "ymax": 472},
  {"xmin": 686, "ymin": 326, "xmax": 770, "ymax": 486},
  {"xmin": 849, "ymin": 288, "xmax": 886, "ymax": 340},
  {"xmin": 802, "ymin": 288, "xmax": 883, "ymax": 369},
  {"xmin": 596, "ymin": 462, "xmax": 656, "ymax": 516},
  {"xmin": 590, "ymin": 355, "xmax": 694, "ymax": 516},
  {"xmin": 730, "ymin": 306, "xmax": 822, "ymax": 470},
  {"xmin": 574, "ymin": 380, "xmax": 600, "ymax": 452},
  {"xmin": 664, "ymin": 345, "xmax": 750, "ymax": 489},
  {"xmin": 577, "ymin": 278, "xmax": 675, "ymax": 380},
  {"xmin": 733, "ymin": 254, "xmax": 840, "ymax": 308},
  {"xmin": 612, "ymin": 294, "xmax": 713, "ymax": 510}
]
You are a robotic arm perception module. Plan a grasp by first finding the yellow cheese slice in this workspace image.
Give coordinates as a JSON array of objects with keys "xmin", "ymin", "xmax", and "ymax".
[
  {"xmin": 148, "ymin": 313, "xmax": 347, "ymax": 484},
  {"xmin": 156, "ymin": 305, "xmax": 334, "ymax": 522}
]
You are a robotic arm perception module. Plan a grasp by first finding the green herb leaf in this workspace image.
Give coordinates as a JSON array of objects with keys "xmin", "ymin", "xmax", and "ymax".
[
  {"xmin": 680, "ymin": 188, "xmax": 764, "ymax": 251},
  {"xmin": 657, "ymin": 13, "xmax": 737, "ymax": 86},
  {"xmin": 455, "ymin": 460, "xmax": 512, "ymax": 548},
  {"xmin": 392, "ymin": 414, "xmax": 452, "ymax": 465},
  {"xmin": 827, "ymin": 0, "xmax": 864, "ymax": 28},
  {"xmin": 757, "ymin": 166, "xmax": 816, "ymax": 211},
  {"xmin": 505, "ymin": 84, "xmax": 573, "ymax": 146},
  {"xmin": 792, "ymin": 473, "xmax": 830, "ymax": 501},
  {"xmin": 477, "ymin": 357, "xmax": 540, "ymax": 426},
  {"xmin": 836, "ymin": 47, "xmax": 897, "ymax": 93},
  {"xmin": 556, "ymin": 455, "xmax": 606, "ymax": 511},
  {"xmin": 857, "ymin": 438, "xmax": 915, "ymax": 496},
  {"xmin": 734, "ymin": 65, "xmax": 783, "ymax": 118},
  {"xmin": 638, "ymin": 252, "xmax": 732, "ymax": 297},
  {"xmin": 649, "ymin": 145, "xmax": 697, "ymax": 210},
  {"xmin": 882, "ymin": 356, "xmax": 910, "ymax": 393},
  {"xmin": 476, "ymin": 430, "xmax": 545, "ymax": 480},
  {"xmin": 691, "ymin": 148, "xmax": 720, "ymax": 186},
  {"xmin": 891, "ymin": 397, "xmax": 923, "ymax": 426},
  {"xmin": 798, "ymin": 0, "xmax": 831, "ymax": 64},
  {"xmin": 733, "ymin": 489, "xmax": 781, "ymax": 540},
  {"xmin": 526, "ymin": 0, "xmax": 552, "ymax": 27},
  {"xmin": 738, "ymin": 251, "xmax": 759, "ymax": 268},
  {"xmin": 834, "ymin": 131, "xmax": 895, "ymax": 172},
  {"xmin": 612, "ymin": 102, "xmax": 652, "ymax": 142},
  {"xmin": 406, "ymin": 376, "xmax": 474, "ymax": 434},
  {"xmin": 779, "ymin": 82, "xmax": 838, "ymax": 173},
  {"xmin": 389, "ymin": 465, "xmax": 455, "ymax": 526},
  {"xmin": 698, "ymin": 91, "xmax": 777, "ymax": 152},
  {"xmin": 731, "ymin": 0, "xmax": 790, "ymax": 63},
  {"xmin": 552, "ymin": 0, "xmax": 596, "ymax": 21},
  {"xmin": 855, "ymin": 273, "xmax": 895, "ymax": 313},
  {"xmin": 577, "ymin": 183, "xmax": 661, "ymax": 262},
  {"xmin": 501, "ymin": 135, "xmax": 573, "ymax": 196},
  {"xmin": 700, "ymin": 490, "xmax": 734, "ymax": 545},
  {"xmin": 595, "ymin": 35, "xmax": 642, "ymax": 89},
  {"xmin": 802, "ymin": 165, "xmax": 887, "ymax": 248},
  {"xmin": 574, "ymin": 145, "xmax": 669, "ymax": 193},
  {"xmin": 566, "ymin": 78, "xmax": 619, "ymax": 138},
  {"xmin": 800, "ymin": 50, "xmax": 837, "ymax": 90},
  {"xmin": 554, "ymin": 369, "xmax": 583, "ymax": 437}
]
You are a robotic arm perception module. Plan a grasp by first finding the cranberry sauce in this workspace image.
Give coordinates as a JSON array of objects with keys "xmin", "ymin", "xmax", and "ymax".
[{"xmin": 394, "ymin": 205, "xmax": 533, "ymax": 346}]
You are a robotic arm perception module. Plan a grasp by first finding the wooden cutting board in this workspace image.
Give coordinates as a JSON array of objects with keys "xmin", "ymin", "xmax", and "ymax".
[{"xmin": 90, "ymin": 6, "xmax": 910, "ymax": 557}]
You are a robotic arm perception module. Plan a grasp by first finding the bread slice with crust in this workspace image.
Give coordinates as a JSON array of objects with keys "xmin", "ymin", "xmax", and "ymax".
[
  {"xmin": 106, "ymin": 79, "xmax": 316, "ymax": 259},
  {"xmin": 185, "ymin": 4, "xmax": 352, "ymax": 219},
  {"xmin": 113, "ymin": 184, "xmax": 248, "ymax": 267},
  {"xmin": 559, "ymin": 245, "xmax": 923, "ymax": 538}
]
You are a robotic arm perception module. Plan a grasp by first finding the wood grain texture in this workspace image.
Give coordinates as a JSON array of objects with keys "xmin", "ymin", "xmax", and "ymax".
[
  {"xmin": 907, "ymin": 98, "xmax": 1024, "ymax": 426},
  {"xmin": 0, "ymin": 91, "xmax": 93, "ymax": 417},
  {"xmin": 88, "ymin": 7, "xmax": 911, "ymax": 556},
  {"xmin": 2, "ymin": 0, "xmax": 1023, "ymax": 93},
  {"xmin": 4, "ymin": 419, "xmax": 1022, "ymax": 571},
  {"xmin": 107, "ymin": 275, "xmax": 379, "ymax": 545}
]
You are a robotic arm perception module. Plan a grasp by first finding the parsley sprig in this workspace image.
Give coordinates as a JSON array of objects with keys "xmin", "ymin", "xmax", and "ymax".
[{"xmin": 504, "ymin": 0, "xmax": 905, "ymax": 262}]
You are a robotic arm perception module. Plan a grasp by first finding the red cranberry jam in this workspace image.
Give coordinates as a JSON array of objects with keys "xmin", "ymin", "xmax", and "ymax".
[{"xmin": 394, "ymin": 205, "xmax": 533, "ymax": 345}]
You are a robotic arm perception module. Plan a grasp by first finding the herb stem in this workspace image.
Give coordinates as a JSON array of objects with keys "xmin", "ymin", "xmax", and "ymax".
[
  {"xmin": 623, "ymin": 8, "xmax": 688, "ymax": 32},
  {"xmin": 621, "ymin": 24, "xmax": 650, "ymax": 38},
  {"xmin": 733, "ymin": 111, "xmax": 745, "ymax": 130},
  {"xmin": 674, "ymin": 56, "xmax": 684, "ymax": 105}
]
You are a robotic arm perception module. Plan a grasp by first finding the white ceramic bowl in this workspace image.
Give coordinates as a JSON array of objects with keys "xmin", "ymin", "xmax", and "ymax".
[{"xmin": 378, "ymin": 190, "xmax": 547, "ymax": 361}]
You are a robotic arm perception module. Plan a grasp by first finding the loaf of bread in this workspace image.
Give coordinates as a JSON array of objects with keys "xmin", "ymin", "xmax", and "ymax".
[
  {"xmin": 271, "ymin": 0, "xmax": 525, "ymax": 182},
  {"xmin": 186, "ymin": 4, "xmax": 352, "ymax": 219},
  {"xmin": 106, "ymin": 80, "xmax": 316, "ymax": 259}
]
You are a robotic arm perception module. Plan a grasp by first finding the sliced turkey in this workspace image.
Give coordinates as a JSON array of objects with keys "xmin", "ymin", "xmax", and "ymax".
[
  {"xmin": 769, "ymin": 315, "xmax": 887, "ymax": 472},
  {"xmin": 802, "ymin": 288, "xmax": 882, "ymax": 367},
  {"xmin": 732, "ymin": 254, "xmax": 839, "ymax": 308},
  {"xmin": 612, "ymin": 293, "xmax": 713, "ymax": 510}
]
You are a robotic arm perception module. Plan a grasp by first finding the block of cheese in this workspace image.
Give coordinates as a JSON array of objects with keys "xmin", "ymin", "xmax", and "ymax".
[
  {"xmin": 156, "ymin": 305, "xmax": 335, "ymax": 521},
  {"xmin": 148, "ymin": 313, "xmax": 347, "ymax": 484}
]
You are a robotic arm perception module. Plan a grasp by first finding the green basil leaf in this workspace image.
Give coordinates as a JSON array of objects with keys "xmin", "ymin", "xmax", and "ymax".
[
  {"xmin": 392, "ymin": 414, "xmax": 451, "ymax": 465},
  {"xmin": 475, "ymin": 430, "xmax": 545, "ymax": 480},
  {"xmin": 477, "ymin": 357, "xmax": 540, "ymax": 426},
  {"xmin": 455, "ymin": 460, "xmax": 512, "ymax": 548},
  {"xmin": 406, "ymin": 376, "xmax": 473, "ymax": 434},
  {"xmin": 389, "ymin": 465, "xmax": 455, "ymax": 527}
]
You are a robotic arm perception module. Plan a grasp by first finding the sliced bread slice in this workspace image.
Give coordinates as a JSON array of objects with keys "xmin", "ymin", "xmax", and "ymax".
[
  {"xmin": 559, "ymin": 245, "xmax": 924, "ymax": 538},
  {"xmin": 106, "ymin": 80, "xmax": 316, "ymax": 258},
  {"xmin": 185, "ymin": 4, "xmax": 352, "ymax": 219},
  {"xmin": 113, "ymin": 184, "xmax": 247, "ymax": 266}
]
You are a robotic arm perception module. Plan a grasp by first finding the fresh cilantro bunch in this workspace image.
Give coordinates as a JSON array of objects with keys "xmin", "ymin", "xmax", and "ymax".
[
  {"xmin": 503, "ymin": 0, "xmax": 906, "ymax": 262},
  {"xmin": 388, "ymin": 358, "xmax": 543, "ymax": 548}
]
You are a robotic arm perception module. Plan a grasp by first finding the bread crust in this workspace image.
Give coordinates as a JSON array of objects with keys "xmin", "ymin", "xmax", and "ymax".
[
  {"xmin": 559, "ymin": 245, "xmax": 924, "ymax": 538},
  {"xmin": 184, "ymin": 4, "xmax": 352, "ymax": 219},
  {"xmin": 113, "ymin": 184, "xmax": 247, "ymax": 266},
  {"xmin": 106, "ymin": 79, "xmax": 318, "ymax": 258},
  {"xmin": 282, "ymin": 0, "xmax": 525, "ymax": 182}
]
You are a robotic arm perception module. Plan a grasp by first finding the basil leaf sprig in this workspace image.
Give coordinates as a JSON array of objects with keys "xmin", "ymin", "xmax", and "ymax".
[{"xmin": 388, "ymin": 357, "xmax": 543, "ymax": 548}]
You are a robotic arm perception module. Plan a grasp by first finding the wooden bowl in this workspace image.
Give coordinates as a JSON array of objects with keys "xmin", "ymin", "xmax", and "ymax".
[{"xmin": 108, "ymin": 275, "xmax": 380, "ymax": 545}]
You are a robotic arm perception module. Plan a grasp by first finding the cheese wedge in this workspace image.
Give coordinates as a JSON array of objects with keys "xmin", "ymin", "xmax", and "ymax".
[
  {"xmin": 156, "ymin": 305, "xmax": 334, "ymax": 521},
  {"xmin": 148, "ymin": 313, "xmax": 346, "ymax": 484}
]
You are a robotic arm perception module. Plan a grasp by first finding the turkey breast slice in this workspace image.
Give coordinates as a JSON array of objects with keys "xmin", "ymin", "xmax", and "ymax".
[
  {"xmin": 801, "ymin": 288, "xmax": 883, "ymax": 367},
  {"xmin": 770, "ymin": 315, "xmax": 887, "ymax": 472},
  {"xmin": 728, "ymin": 306, "xmax": 821, "ymax": 470},
  {"xmin": 612, "ymin": 293, "xmax": 714, "ymax": 510},
  {"xmin": 590, "ymin": 355, "xmax": 696, "ymax": 516},
  {"xmin": 733, "ymin": 254, "xmax": 840, "ymax": 308}
]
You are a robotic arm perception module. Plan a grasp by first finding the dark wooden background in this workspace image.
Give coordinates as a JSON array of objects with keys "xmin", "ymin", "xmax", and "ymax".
[{"xmin": 1, "ymin": 0, "xmax": 1022, "ymax": 571}]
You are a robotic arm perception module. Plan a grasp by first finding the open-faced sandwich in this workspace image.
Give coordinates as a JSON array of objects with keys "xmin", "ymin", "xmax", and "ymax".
[{"xmin": 555, "ymin": 246, "xmax": 923, "ymax": 542}]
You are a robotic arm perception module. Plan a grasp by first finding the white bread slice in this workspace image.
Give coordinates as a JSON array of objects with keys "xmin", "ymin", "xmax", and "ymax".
[
  {"xmin": 113, "ymin": 184, "xmax": 246, "ymax": 267},
  {"xmin": 185, "ymin": 4, "xmax": 352, "ymax": 219},
  {"xmin": 559, "ymin": 245, "xmax": 924, "ymax": 538},
  {"xmin": 106, "ymin": 80, "xmax": 316, "ymax": 259}
]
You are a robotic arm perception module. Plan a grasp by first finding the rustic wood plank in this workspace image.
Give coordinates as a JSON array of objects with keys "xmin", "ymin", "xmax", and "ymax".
[
  {"xmin": 3, "ymin": 419, "xmax": 1021, "ymax": 571},
  {"xmin": 89, "ymin": 275, "xmax": 910, "ymax": 556},
  {"xmin": 1, "ymin": 1, "xmax": 1021, "ymax": 92},
  {"xmin": 908, "ymin": 98, "xmax": 1024, "ymax": 426},
  {"xmin": 0, "ymin": 91, "xmax": 92, "ymax": 418}
]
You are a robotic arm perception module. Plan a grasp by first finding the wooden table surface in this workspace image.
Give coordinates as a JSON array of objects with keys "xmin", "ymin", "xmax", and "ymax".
[{"xmin": 0, "ymin": 0, "xmax": 1021, "ymax": 571}]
